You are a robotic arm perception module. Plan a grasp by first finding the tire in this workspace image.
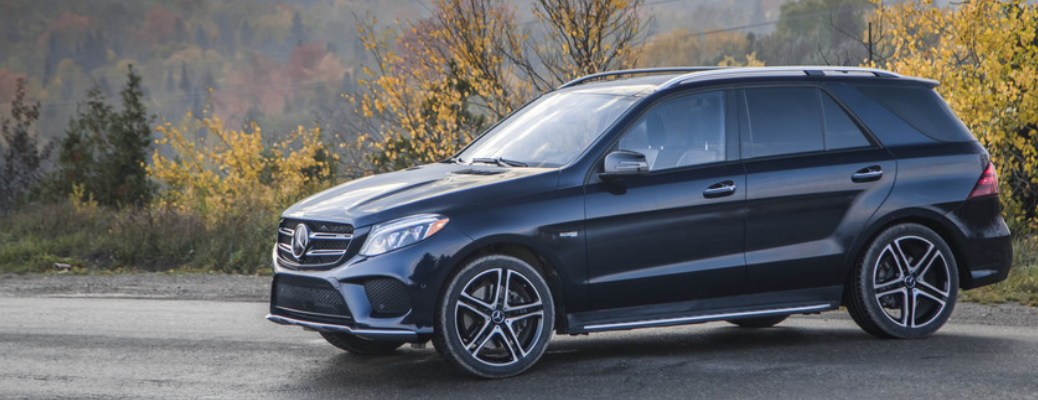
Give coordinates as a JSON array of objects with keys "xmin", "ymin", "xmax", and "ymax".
[
  {"xmin": 433, "ymin": 255, "xmax": 555, "ymax": 379},
  {"xmin": 320, "ymin": 331, "xmax": 405, "ymax": 355},
  {"xmin": 846, "ymin": 223, "xmax": 959, "ymax": 339},
  {"xmin": 726, "ymin": 314, "xmax": 788, "ymax": 328}
]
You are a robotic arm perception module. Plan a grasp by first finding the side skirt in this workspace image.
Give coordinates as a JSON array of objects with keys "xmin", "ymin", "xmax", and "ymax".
[{"xmin": 566, "ymin": 286, "xmax": 841, "ymax": 334}]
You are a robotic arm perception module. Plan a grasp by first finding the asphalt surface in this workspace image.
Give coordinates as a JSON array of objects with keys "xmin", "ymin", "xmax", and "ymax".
[{"xmin": 2, "ymin": 274, "xmax": 1038, "ymax": 399}]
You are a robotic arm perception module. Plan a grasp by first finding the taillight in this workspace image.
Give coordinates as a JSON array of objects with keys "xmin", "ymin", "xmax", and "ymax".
[{"xmin": 968, "ymin": 163, "xmax": 999, "ymax": 199}]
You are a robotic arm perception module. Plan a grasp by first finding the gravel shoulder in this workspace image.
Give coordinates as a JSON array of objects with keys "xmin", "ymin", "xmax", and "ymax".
[{"xmin": 3, "ymin": 272, "xmax": 1036, "ymax": 327}]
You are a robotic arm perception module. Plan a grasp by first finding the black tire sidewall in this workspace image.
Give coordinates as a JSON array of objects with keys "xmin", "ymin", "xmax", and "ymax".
[
  {"xmin": 434, "ymin": 255, "xmax": 555, "ymax": 379},
  {"xmin": 853, "ymin": 223, "xmax": 959, "ymax": 339}
]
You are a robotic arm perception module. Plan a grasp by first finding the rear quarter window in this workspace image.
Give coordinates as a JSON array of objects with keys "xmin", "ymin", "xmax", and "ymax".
[{"xmin": 852, "ymin": 85, "xmax": 975, "ymax": 142}]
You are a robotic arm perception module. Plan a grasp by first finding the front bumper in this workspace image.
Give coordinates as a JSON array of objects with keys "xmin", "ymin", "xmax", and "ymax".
[
  {"xmin": 266, "ymin": 225, "xmax": 470, "ymax": 340},
  {"xmin": 265, "ymin": 314, "xmax": 418, "ymax": 341}
]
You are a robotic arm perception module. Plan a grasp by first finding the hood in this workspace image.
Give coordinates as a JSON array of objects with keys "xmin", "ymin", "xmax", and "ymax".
[{"xmin": 282, "ymin": 162, "xmax": 559, "ymax": 227}]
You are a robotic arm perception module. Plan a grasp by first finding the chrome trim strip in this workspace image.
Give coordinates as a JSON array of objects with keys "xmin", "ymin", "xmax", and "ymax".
[
  {"xmin": 279, "ymin": 227, "xmax": 294, "ymax": 236},
  {"xmin": 305, "ymin": 249, "xmax": 347, "ymax": 257},
  {"xmin": 558, "ymin": 67, "xmax": 726, "ymax": 89},
  {"xmin": 583, "ymin": 303, "xmax": 833, "ymax": 331},
  {"xmin": 311, "ymin": 232, "xmax": 353, "ymax": 240},
  {"xmin": 266, "ymin": 314, "xmax": 417, "ymax": 341}
]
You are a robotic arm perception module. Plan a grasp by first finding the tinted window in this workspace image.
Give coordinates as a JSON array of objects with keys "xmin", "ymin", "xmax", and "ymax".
[
  {"xmin": 821, "ymin": 93, "xmax": 871, "ymax": 150},
  {"xmin": 743, "ymin": 87, "xmax": 823, "ymax": 158},
  {"xmin": 853, "ymin": 85, "xmax": 974, "ymax": 142},
  {"xmin": 619, "ymin": 91, "xmax": 725, "ymax": 171}
]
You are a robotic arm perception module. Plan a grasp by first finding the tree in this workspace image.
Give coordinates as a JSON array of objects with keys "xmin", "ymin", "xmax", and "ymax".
[
  {"xmin": 0, "ymin": 79, "xmax": 52, "ymax": 212},
  {"xmin": 179, "ymin": 61, "xmax": 191, "ymax": 93},
  {"xmin": 50, "ymin": 87, "xmax": 112, "ymax": 201},
  {"xmin": 755, "ymin": 0, "xmax": 871, "ymax": 65},
  {"xmin": 108, "ymin": 64, "xmax": 154, "ymax": 207},
  {"xmin": 239, "ymin": 21, "xmax": 253, "ymax": 48},
  {"xmin": 51, "ymin": 65, "xmax": 154, "ymax": 208},
  {"xmin": 868, "ymin": 0, "xmax": 1038, "ymax": 231},
  {"xmin": 351, "ymin": 0, "xmax": 646, "ymax": 172}
]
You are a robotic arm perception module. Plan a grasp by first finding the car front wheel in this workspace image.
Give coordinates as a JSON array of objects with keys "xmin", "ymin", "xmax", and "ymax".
[
  {"xmin": 433, "ymin": 255, "xmax": 555, "ymax": 378},
  {"xmin": 847, "ymin": 223, "xmax": 959, "ymax": 339}
]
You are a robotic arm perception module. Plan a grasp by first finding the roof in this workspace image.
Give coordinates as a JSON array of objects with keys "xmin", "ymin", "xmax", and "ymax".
[{"xmin": 558, "ymin": 66, "xmax": 939, "ymax": 96}]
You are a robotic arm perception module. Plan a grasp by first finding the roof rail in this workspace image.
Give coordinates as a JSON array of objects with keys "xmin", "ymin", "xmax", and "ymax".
[
  {"xmin": 558, "ymin": 67, "xmax": 728, "ymax": 89},
  {"xmin": 658, "ymin": 66, "xmax": 901, "ymax": 90}
]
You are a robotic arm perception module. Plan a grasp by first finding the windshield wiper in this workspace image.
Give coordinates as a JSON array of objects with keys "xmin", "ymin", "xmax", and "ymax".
[{"xmin": 471, "ymin": 157, "xmax": 528, "ymax": 168}]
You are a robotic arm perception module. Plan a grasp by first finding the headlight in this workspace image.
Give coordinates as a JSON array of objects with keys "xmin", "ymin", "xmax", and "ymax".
[{"xmin": 359, "ymin": 214, "xmax": 450, "ymax": 257}]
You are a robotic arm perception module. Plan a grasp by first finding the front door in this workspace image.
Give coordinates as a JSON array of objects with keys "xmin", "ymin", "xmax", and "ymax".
[{"xmin": 584, "ymin": 90, "xmax": 747, "ymax": 310}]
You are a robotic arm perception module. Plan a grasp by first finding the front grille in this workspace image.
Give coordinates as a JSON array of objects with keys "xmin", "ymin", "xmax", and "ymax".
[
  {"xmin": 364, "ymin": 278, "xmax": 412, "ymax": 318},
  {"xmin": 276, "ymin": 219, "xmax": 354, "ymax": 268},
  {"xmin": 271, "ymin": 274, "xmax": 352, "ymax": 325}
]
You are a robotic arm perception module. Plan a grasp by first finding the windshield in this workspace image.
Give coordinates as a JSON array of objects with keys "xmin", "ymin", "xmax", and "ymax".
[{"xmin": 457, "ymin": 91, "xmax": 637, "ymax": 168}]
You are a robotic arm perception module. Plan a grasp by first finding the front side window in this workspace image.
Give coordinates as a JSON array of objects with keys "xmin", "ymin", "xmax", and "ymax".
[
  {"xmin": 618, "ymin": 91, "xmax": 726, "ymax": 171},
  {"xmin": 457, "ymin": 91, "xmax": 637, "ymax": 168}
]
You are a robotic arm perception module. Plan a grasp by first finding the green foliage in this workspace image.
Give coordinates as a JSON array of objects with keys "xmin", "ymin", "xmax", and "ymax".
[
  {"xmin": 0, "ymin": 78, "xmax": 52, "ymax": 212},
  {"xmin": 49, "ymin": 65, "xmax": 154, "ymax": 208},
  {"xmin": 0, "ymin": 200, "xmax": 273, "ymax": 274}
]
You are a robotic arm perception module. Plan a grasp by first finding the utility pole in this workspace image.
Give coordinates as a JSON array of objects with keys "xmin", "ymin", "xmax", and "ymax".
[{"xmin": 867, "ymin": 22, "xmax": 874, "ymax": 64}]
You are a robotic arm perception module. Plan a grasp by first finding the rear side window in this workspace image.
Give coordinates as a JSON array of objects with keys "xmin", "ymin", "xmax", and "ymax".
[
  {"xmin": 742, "ymin": 87, "xmax": 872, "ymax": 158},
  {"xmin": 743, "ymin": 87, "xmax": 823, "ymax": 158},
  {"xmin": 853, "ymin": 85, "xmax": 974, "ymax": 142},
  {"xmin": 821, "ymin": 93, "xmax": 871, "ymax": 150}
]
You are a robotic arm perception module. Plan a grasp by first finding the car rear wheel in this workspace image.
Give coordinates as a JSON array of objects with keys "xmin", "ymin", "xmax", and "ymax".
[
  {"xmin": 320, "ymin": 332, "xmax": 405, "ymax": 355},
  {"xmin": 433, "ymin": 255, "xmax": 555, "ymax": 379},
  {"xmin": 847, "ymin": 223, "xmax": 958, "ymax": 339},
  {"xmin": 726, "ymin": 315, "xmax": 788, "ymax": 328}
]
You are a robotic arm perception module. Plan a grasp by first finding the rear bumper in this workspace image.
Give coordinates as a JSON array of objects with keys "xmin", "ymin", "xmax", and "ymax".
[
  {"xmin": 960, "ymin": 233, "xmax": 1013, "ymax": 289},
  {"xmin": 265, "ymin": 314, "xmax": 418, "ymax": 341},
  {"xmin": 947, "ymin": 195, "xmax": 1013, "ymax": 290}
]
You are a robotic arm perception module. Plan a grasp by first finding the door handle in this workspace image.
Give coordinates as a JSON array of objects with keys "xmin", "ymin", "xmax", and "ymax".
[
  {"xmin": 704, "ymin": 180, "xmax": 736, "ymax": 198},
  {"xmin": 852, "ymin": 165, "xmax": 883, "ymax": 182}
]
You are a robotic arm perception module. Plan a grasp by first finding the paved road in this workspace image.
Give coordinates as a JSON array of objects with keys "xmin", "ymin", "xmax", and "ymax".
[{"xmin": 2, "ymin": 296, "xmax": 1038, "ymax": 399}]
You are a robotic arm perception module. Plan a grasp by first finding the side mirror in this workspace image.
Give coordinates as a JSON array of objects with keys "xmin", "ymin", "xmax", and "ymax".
[{"xmin": 599, "ymin": 150, "xmax": 649, "ymax": 181}]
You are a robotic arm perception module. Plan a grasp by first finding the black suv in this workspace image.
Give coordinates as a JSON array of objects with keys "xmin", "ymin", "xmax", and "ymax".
[{"xmin": 268, "ymin": 66, "xmax": 1012, "ymax": 378}]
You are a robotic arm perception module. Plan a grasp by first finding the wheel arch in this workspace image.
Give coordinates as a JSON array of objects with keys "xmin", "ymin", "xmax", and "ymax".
[{"xmin": 841, "ymin": 208, "xmax": 972, "ymax": 305}]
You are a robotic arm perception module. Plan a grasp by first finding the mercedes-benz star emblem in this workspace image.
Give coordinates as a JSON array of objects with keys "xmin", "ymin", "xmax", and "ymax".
[{"xmin": 291, "ymin": 224, "xmax": 311, "ymax": 260}]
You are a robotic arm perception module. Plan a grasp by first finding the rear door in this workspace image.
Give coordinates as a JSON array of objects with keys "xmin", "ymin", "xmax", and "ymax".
[
  {"xmin": 584, "ymin": 90, "xmax": 747, "ymax": 310},
  {"xmin": 738, "ymin": 86, "xmax": 895, "ymax": 296}
]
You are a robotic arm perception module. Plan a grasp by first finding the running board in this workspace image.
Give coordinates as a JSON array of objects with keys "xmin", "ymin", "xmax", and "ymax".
[{"xmin": 582, "ymin": 303, "xmax": 834, "ymax": 332}]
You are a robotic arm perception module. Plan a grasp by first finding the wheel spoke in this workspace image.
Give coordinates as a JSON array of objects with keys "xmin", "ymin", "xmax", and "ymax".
[
  {"xmin": 906, "ymin": 288, "xmax": 917, "ymax": 328},
  {"xmin": 911, "ymin": 243, "xmax": 937, "ymax": 275},
  {"xmin": 874, "ymin": 280, "xmax": 902, "ymax": 294},
  {"xmin": 889, "ymin": 242, "xmax": 913, "ymax": 276},
  {"xmin": 490, "ymin": 268, "xmax": 503, "ymax": 309},
  {"xmin": 502, "ymin": 322, "xmax": 527, "ymax": 359},
  {"xmin": 459, "ymin": 293, "xmax": 494, "ymax": 317},
  {"xmin": 875, "ymin": 287, "xmax": 908, "ymax": 327},
  {"xmin": 915, "ymin": 283, "xmax": 948, "ymax": 305},
  {"xmin": 917, "ymin": 271, "xmax": 949, "ymax": 299},
  {"xmin": 467, "ymin": 322, "xmax": 495, "ymax": 355},
  {"xmin": 505, "ymin": 302, "xmax": 543, "ymax": 321},
  {"xmin": 877, "ymin": 244, "xmax": 907, "ymax": 280}
]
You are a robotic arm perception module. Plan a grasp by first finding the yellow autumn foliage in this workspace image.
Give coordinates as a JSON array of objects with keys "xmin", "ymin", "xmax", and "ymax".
[
  {"xmin": 869, "ymin": 0, "xmax": 1038, "ymax": 231},
  {"xmin": 149, "ymin": 111, "xmax": 335, "ymax": 225},
  {"xmin": 350, "ymin": 0, "xmax": 645, "ymax": 173}
]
